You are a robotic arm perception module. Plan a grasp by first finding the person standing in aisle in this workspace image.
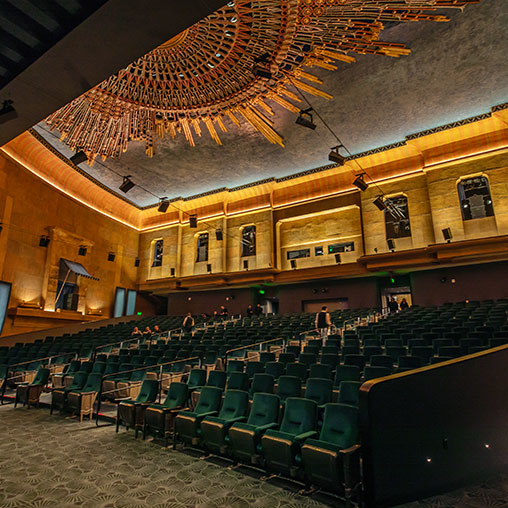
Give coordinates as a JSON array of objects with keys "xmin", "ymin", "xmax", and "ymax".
[
  {"xmin": 315, "ymin": 306, "xmax": 332, "ymax": 345},
  {"xmin": 182, "ymin": 312, "xmax": 195, "ymax": 335}
]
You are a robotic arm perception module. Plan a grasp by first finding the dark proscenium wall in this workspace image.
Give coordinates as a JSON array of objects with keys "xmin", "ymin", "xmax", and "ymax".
[
  {"xmin": 410, "ymin": 261, "xmax": 508, "ymax": 307},
  {"xmin": 360, "ymin": 346, "xmax": 508, "ymax": 508}
]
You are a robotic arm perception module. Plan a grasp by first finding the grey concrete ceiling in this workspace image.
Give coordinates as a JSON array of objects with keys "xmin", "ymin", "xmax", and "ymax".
[{"xmin": 34, "ymin": 0, "xmax": 508, "ymax": 207}]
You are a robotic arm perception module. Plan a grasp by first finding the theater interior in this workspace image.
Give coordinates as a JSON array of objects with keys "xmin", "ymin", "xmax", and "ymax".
[{"xmin": 1, "ymin": 1, "xmax": 508, "ymax": 507}]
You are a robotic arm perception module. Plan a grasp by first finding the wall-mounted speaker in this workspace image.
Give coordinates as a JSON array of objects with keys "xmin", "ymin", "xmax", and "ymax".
[
  {"xmin": 78, "ymin": 246, "xmax": 87, "ymax": 256},
  {"xmin": 243, "ymin": 259, "xmax": 249, "ymax": 270},
  {"xmin": 108, "ymin": 252, "xmax": 116, "ymax": 262},
  {"xmin": 171, "ymin": 267, "xmax": 175, "ymax": 277},
  {"xmin": 189, "ymin": 215, "xmax": 197, "ymax": 228},
  {"xmin": 335, "ymin": 253, "xmax": 341, "ymax": 264},
  {"xmin": 134, "ymin": 258, "xmax": 140, "ymax": 267},
  {"xmin": 207, "ymin": 264, "xmax": 212, "ymax": 273},
  {"xmin": 216, "ymin": 229, "xmax": 223, "ymax": 241},
  {"xmin": 39, "ymin": 235, "xmax": 50, "ymax": 247},
  {"xmin": 290, "ymin": 259, "xmax": 297, "ymax": 269},
  {"xmin": 442, "ymin": 228, "xmax": 453, "ymax": 243},
  {"xmin": 387, "ymin": 239, "xmax": 395, "ymax": 251}
]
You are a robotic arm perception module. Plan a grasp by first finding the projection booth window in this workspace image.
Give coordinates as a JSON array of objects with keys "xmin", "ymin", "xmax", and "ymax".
[
  {"xmin": 384, "ymin": 195, "xmax": 411, "ymax": 239},
  {"xmin": 241, "ymin": 225, "xmax": 256, "ymax": 257},
  {"xmin": 196, "ymin": 233, "xmax": 209, "ymax": 262},
  {"xmin": 458, "ymin": 176, "xmax": 494, "ymax": 220},
  {"xmin": 152, "ymin": 239, "xmax": 163, "ymax": 267}
]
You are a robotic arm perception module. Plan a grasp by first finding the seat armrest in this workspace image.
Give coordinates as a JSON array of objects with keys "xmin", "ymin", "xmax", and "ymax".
[
  {"xmin": 196, "ymin": 411, "xmax": 219, "ymax": 419},
  {"xmin": 227, "ymin": 416, "xmax": 247, "ymax": 424},
  {"xmin": 340, "ymin": 444, "xmax": 361, "ymax": 491},
  {"xmin": 255, "ymin": 423, "xmax": 278, "ymax": 433},
  {"xmin": 294, "ymin": 431, "xmax": 318, "ymax": 442},
  {"xmin": 161, "ymin": 405, "xmax": 188, "ymax": 413},
  {"xmin": 79, "ymin": 391, "xmax": 98, "ymax": 396},
  {"xmin": 339, "ymin": 444, "xmax": 361, "ymax": 456}
]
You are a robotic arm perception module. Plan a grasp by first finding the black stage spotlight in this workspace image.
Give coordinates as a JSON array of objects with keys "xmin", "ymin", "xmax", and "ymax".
[
  {"xmin": 243, "ymin": 259, "xmax": 249, "ymax": 270},
  {"xmin": 170, "ymin": 267, "xmax": 175, "ymax": 277},
  {"xmin": 189, "ymin": 214, "xmax": 198, "ymax": 228},
  {"xmin": 134, "ymin": 258, "xmax": 140, "ymax": 267},
  {"xmin": 0, "ymin": 100, "xmax": 17, "ymax": 124},
  {"xmin": 78, "ymin": 245, "xmax": 87, "ymax": 256},
  {"xmin": 108, "ymin": 252, "xmax": 116, "ymax": 262},
  {"xmin": 39, "ymin": 235, "xmax": 50, "ymax": 247},
  {"xmin": 216, "ymin": 229, "xmax": 223, "ymax": 241},
  {"xmin": 158, "ymin": 198, "xmax": 169, "ymax": 213},
  {"xmin": 207, "ymin": 263, "xmax": 212, "ymax": 273},
  {"xmin": 387, "ymin": 238, "xmax": 395, "ymax": 252},
  {"xmin": 70, "ymin": 150, "xmax": 87, "ymax": 165},
  {"xmin": 334, "ymin": 253, "xmax": 341, "ymax": 264},
  {"xmin": 119, "ymin": 176, "xmax": 135, "ymax": 193},
  {"xmin": 290, "ymin": 259, "xmax": 297, "ymax": 269},
  {"xmin": 442, "ymin": 228, "xmax": 453, "ymax": 243},
  {"xmin": 373, "ymin": 196, "xmax": 387, "ymax": 211},
  {"xmin": 352, "ymin": 173, "xmax": 368, "ymax": 191},
  {"xmin": 328, "ymin": 145, "xmax": 346, "ymax": 165},
  {"xmin": 295, "ymin": 108, "xmax": 316, "ymax": 130}
]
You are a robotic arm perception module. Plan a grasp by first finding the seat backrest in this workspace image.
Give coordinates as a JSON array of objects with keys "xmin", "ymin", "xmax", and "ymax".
[
  {"xmin": 218, "ymin": 389, "xmax": 248, "ymax": 420},
  {"xmin": 80, "ymin": 361, "xmax": 93, "ymax": 373},
  {"xmin": 285, "ymin": 362, "xmax": 308, "ymax": 381},
  {"xmin": 334, "ymin": 365, "xmax": 361, "ymax": 386},
  {"xmin": 67, "ymin": 371, "xmax": 89, "ymax": 391},
  {"xmin": 280, "ymin": 397, "xmax": 317, "ymax": 435},
  {"xmin": 265, "ymin": 361, "xmax": 284, "ymax": 379},
  {"xmin": 249, "ymin": 373, "xmax": 274, "ymax": 395},
  {"xmin": 195, "ymin": 386, "xmax": 223, "ymax": 414},
  {"xmin": 227, "ymin": 372, "xmax": 249, "ymax": 391},
  {"xmin": 187, "ymin": 368, "xmax": 207, "ymax": 388},
  {"xmin": 309, "ymin": 363, "xmax": 332, "ymax": 380},
  {"xmin": 247, "ymin": 392, "xmax": 280, "ymax": 426},
  {"xmin": 66, "ymin": 360, "xmax": 81, "ymax": 374},
  {"xmin": 305, "ymin": 378, "xmax": 333, "ymax": 405},
  {"xmin": 92, "ymin": 362, "xmax": 106, "ymax": 374},
  {"xmin": 319, "ymin": 403, "xmax": 359, "ymax": 448},
  {"xmin": 259, "ymin": 352, "xmax": 275, "ymax": 364},
  {"xmin": 206, "ymin": 370, "xmax": 227, "ymax": 389},
  {"xmin": 32, "ymin": 367, "xmax": 50, "ymax": 386},
  {"xmin": 298, "ymin": 352, "xmax": 317, "ymax": 367},
  {"xmin": 82, "ymin": 372, "xmax": 103, "ymax": 392},
  {"xmin": 363, "ymin": 366, "xmax": 391, "ymax": 381},
  {"xmin": 164, "ymin": 382, "xmax": 189, "ymax": 409},
  {"xmin": 226, "ymin": 360, "xmax": 245, "ymax": 374},
  {"xmin": 320, "ymin": 354, "xmax": 339, "ymax": 368},
  {"xmin": 276, "ymin": 375, "xmax": 302, "ymax": 402},
  {"xmin": 245, "ymin": 361, "xmax": 264, "ymax": 378},
  {"xmin": 338, "ymin": 381, "xmax": 362, "ymax": 406},
  {"xmin": 370, "ymin": 355, "xmax": 394, "ymax": 370},
  {"xmin": 135, "ymin": 379, "xmax": 159, "ymax": 403},
  {"xmin": 278, "ymin": 352, "xmax": 296, "ymax": 365}
]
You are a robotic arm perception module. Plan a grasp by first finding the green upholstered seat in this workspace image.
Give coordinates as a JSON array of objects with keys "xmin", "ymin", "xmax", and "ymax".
[
  {"xmin": 333, "ymin": 365, "xmax": 360, "ymax": 388},
  {"xmin": 229, "ymin": 392, "xmax": 280, "ymax": 464},
  {"xmin": 245, "ymin": 361, "xmax": 264, "ymax": 379},
  {"xmin": 261, "ymin": 397, "xmax": 318, "ymax": 477},
  {"xmin": 187, "ymin": 368, "xmax": 207, "ymax": 390},
  {"xmin": 116, "ymin": 379, "xmax": 159, "ymax": 435},
  {"xmin": 51, "ymin": 371, "xmax": 88, "ymax": 413},
  {"xmin": 370, "ymin": 355, "xmax": 394, "ymax": 371},
  {"xmin": 249, "ymin": 373, "xmax": 274, "ymax": 397},
  {"xmin": 66, "ymin": 372, "xmax": 103, "ymax": 421},
  {"xmin": 276, "ymin": 376, "xmax": 302, "ymax": 404},
  {"xmin": 226, "ymin": 372, "xmax": 249, "ymax": 392},
  {"xmin": 206, "ymin": 370, "xmax": 226, "ymax": 390},
  {"xmin": 304, "ymin": 378, "xmax": 333, "ymax": 407},
  {"xmin": 174, "ymin": 386, "xmax": 223, "ymax": 446},
  {"xmin": 337, "ymin": 381, "xmax": 361, "ymax": 407},
  {"xmin": 363, "ymin": 366, "xmax": 391, "ymax": 382},
  {"xmin": 200, "ymin": 390, "xmax": 249, "ymax": 454},
  {"xmin": 265, "ymin": 361, "xmax": 284, "ymax": 380},
  {"xmin": 143, "ymin": 382, "xmax": 189, "ymax": 443},
  {"xmin": 301, "ymin": 403, "xmax": 360, "ymax": 495},
  {"xmin": 309, "ymin": 363, "xmax": 332, "ymax": 380},
  {"xmin": 285, "ymin": 362, "xmax": 308, "ymax": 383},
  {"xmin": 226, "ymin": 360, "xmax": 244, "ymax": 374},
  {"xmin": 15, "ymin": 367, "xmax": 50, "ymax": 408}
]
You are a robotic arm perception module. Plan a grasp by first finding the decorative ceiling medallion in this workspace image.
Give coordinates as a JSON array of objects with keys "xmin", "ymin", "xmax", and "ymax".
[{"xmin": 46, "ymin": 0, "xmax": 479, "ymax": 163}]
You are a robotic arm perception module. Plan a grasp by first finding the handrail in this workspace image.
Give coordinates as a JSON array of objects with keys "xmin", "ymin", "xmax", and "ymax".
[
  {"xmin": 95, "ymin": 355, "xmax": 201, "ymax": 426},
  {"xmin": 1, "ymin": 353, "xmax": 76, "ymax": 404},
  {"xmin": 224, "ymin": 337, "xmax": 285, "ymax": 369}
]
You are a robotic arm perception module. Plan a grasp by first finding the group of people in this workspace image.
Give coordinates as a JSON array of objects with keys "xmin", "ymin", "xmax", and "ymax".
[
  {"xmin": 388, "ymin": 297, "xmax": 410, "ymax": 313},
  {"xmin": 130, "ymin": 325, "xmax": 161, "ymax": 337},
  {"xmin": 245, "ymin": 303, "xmax": 264, "ymax": 316}
]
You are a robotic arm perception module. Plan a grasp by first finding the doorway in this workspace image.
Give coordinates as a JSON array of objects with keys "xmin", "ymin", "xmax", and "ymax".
[{"xmin": 380, "ymin": 286, "xmax": 412, "ymax": 312}]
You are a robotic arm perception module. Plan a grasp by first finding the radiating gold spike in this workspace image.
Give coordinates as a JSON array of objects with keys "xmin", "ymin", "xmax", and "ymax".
[
  {"xmin": 255, "ymin": 98, "xmax": 274, "ymax": 115},
  {"xmin": 215, "ymin": 116, "xmax": 228, "ymax": 133},
  {"xmin": 204, "ymin": 117, "xmax": 222, "ymax": 145},
  {"xmin": 268, "ymin": 94, "xmax": 301, "ymax": 114},
  {"xmin": 294, "ymin": 69, "xmax": 324, "ymax": 84},
  {"xmin": 291, "ymin": 78, "xmax": 333, "ymax": 100},
  {"xmin": 315, "ymin": 49, "xmax": 356, "ymax": 64},
  {"xmin": 226, "ymin": 110, "xmax": 241, "ymax": 127}
]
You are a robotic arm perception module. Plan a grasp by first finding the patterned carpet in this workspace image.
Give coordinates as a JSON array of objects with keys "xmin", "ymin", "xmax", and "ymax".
[{"xmin": 1, "ymin": 404, "xmax": 507, "ymax": 508}]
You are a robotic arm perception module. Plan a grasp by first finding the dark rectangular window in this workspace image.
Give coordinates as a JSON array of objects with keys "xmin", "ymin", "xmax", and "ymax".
[
  {"xmin": 315, "ymin": 246, "xmax": 324, "ymax": 256},
  {"xmin": 458, "ymin": 176, "xmax": 494, "ymax": 220},
  {"xmin": 196, "ymin": 233, "xmax": 209, "ymax": 262},
  {"xmin": 152, "ymin": 239, "xmax": 163, "ymax": 267},
  {"xmin": 241, "ymin": 225, "xmax": 256, "ymax": 257},
  {"xmin": 287, "ymin": 248, "xmax": 310, "ymax": 260},
  {"xmin": 328, "ymin": 242, "xmax": 355, "ymax": 254}
]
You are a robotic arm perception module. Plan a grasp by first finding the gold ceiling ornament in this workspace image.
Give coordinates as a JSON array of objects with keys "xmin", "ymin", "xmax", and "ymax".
[{"xmin": 45, "ymin": 0, "xmax": 480, "ymax": 163}]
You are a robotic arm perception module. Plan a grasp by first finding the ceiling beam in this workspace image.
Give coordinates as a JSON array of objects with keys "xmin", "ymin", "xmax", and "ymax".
[{"xmin": 0, "ymin": 0, "xmax": 227, "ymax": 146}]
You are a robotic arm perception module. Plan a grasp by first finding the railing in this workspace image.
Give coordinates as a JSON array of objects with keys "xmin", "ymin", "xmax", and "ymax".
[
  {"xmin": 1, "ymin": 353, "xmax": 76, "ymax": 404},
  {"xmin": 95, "ymin": 356, "xmax": 201, "ymax": 426},
  {"xmin": 223, "ymin": 337, "xmax": 285, "ymax": 369}
]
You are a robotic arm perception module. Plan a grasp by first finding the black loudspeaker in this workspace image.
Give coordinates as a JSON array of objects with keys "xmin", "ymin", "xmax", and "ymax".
[
  {"xmin": 39, "ymin": 235, "xmax": 50, "ymax": 247},
  {"xmin": 70, "ymin": 151, "xmax": 87, "ymax": 165},
  {"xmin": 108, "ymin": 252, "xmax": 116, "ymax": 262},
  {"xmin": 243, "ymin": 259, "xmax": 249, "ymax": 270},
  {"xmin": 290, "ymin": 259, "xmax": 297, "ymax": 269},
  {"xmin": 216, "ymin": 229, "xmax": 223, "ymax": 241},
  {"xmin": 387, "ymin": 239, "xmax": 395, "ymax": 251},
  {"xmin": 335, "ymin": 253, "xmax": 341, "ymax": 264},
  {"xmin": 442, "ymin": 228, "xmax": 453, "ymax": 242},
  {"xmin": 134, "ymin": 258, "xmax": 140, "ymax": 267},
  {"xmin": 207, "ymin": 264, "xmax": 212, "ymax": 273},
  {"xmin": 189, "ymin": 215, "xmax": 197, "ymax": 228},
  {"xmin": 170, "ymin": 268, "xmax": 175, "ymax": 277},
  {"xmin": 78, "ymin": 246, "xmax": 87, "ymax": 256}
]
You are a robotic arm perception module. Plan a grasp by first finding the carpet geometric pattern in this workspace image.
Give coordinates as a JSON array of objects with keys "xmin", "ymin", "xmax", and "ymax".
[{"xmin": 1, "ymin": 405, "xmax": 507, "ymax": 508}]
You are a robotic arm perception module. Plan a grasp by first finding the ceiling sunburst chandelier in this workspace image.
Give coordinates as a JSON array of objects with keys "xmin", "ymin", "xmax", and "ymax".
[{"xmin": 45, "ymin": 0, "xmax": 480, "ymax": 163}]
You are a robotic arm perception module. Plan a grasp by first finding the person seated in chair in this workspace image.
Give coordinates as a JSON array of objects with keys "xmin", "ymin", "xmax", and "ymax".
[
  {"xmin": 219, "ymin": 305, "xmax": 228, "ymax": 316},
  {"xmin": 143, "ymin": 326, "xmax": 152, "ymax": 336},
  {"xmin": 131, "ymin": 326, "xmax": 143, "ymax": 337}
]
